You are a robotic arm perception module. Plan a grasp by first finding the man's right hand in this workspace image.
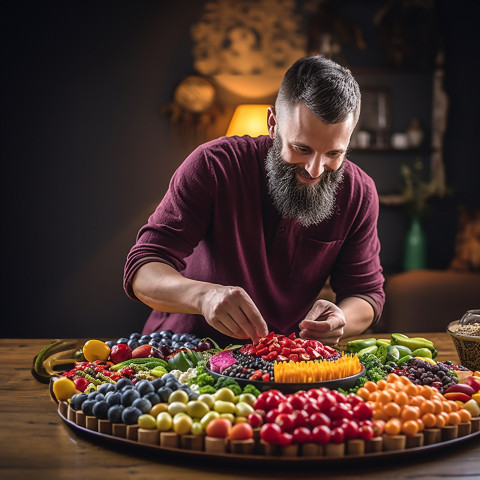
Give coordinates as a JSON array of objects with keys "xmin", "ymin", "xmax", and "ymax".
[
  {"xmin": 199, "ymin": 285, "xmax": 268, "ymax": 343},
  {"xmin": 132, "ymin": 262, "xmax": 268, "ymax": 344}
]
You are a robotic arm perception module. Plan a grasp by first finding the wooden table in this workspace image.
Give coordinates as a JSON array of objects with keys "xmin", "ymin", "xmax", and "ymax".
[{"xmin": 1, "ymin": 334, "xmax": 479, "ymax": 480}]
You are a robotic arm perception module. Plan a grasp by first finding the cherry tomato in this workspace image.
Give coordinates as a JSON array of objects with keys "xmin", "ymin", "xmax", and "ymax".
[
  {"xmin": 359, "ymin": 424, "xmax": 374, "ymax": 440},
  {"xmin": 317, "ymin": 393, "xmax": 337, "ymax": 413},
  {"xmin": 265, "ymin": 408, "xmax": 280, "ymax": 423},
  {"xmin": 292, "ymin": 409, "xmax": 309, "ymax": 429},
  {"xmin": 73, "ymin": 377, "xmax": 89, "ymax": 392},
  {"xmin": 342, "ymin": 419, "xmax": 360, "ymax": 440},
  {"xmin": 331, "ymin": 390, "xmax": 347, "ymax": 403},
  {"xmin": 228, "ymin": 422, "xmax": 254, "ymax": 440},
  {"xmin": 277, "ymin": 432, "xmax": 293, "ymax": 446},
  {"xmin": 352, "ymin": 402, "xmax": 373, "ymax": 421},
  {"xmin": 253, "ymin": 397, "xmax": 268, "ymax": 411},
  {"xmin": 247, "ymin": 412, "xmax": 263, "ymax": 428},
  {"xmin": 304, "ymin": 401, "xmax": 320, "ymax": 416},
  {"xmin": 260, "ymin": 423, "xmax": 282, "ymax": 444},
  {"xmin": 275, "ymin": 413, "xmax": 295, "ymax": 432},
  {"xmin": 292, "ymin": 427, "xmax": 312, "ymax": 443},
  {"xmin": 312, "ymin": 425, "xmax": 331, "ymax": 445},
  {"xmin": 329, "ymin": 403, "xmax": 353, "ymax": 420},
  {"xmin": 309, "ymin": 412, "xmax": 331, "ymax": 428},
  {"xmin": 265, "ymin": 395, "xmax": 282, "ymax": 411},
  {"xmin": 205, "ymin": 418, "xmax": 232, "ymax": 438},
  {"xmin": 277, "ymin": 401, "xmax": 294, "ymax": 414},
  {"xmin": 346, "ymin": 393, "xmax": 364, "ymax": 407},
  {"xmin": 330, "ymin": 426, "xmax": 345, "ymax": 444},
  {"xmin": 372, "ymin": 420, "xmax": 385, "ymax": 436},
  {"xmin": 289, "ymin": 395, "xmax": 307, "ymax": 410},
  {"xmin": 306, "ymin": 389, "xmax": 323, "ymax": 400}
]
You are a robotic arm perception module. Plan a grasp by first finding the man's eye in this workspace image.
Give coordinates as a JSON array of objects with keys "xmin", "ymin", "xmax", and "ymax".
[{"xmin": 293, "ymin": 145, "xmax": 310, "ymax": 153}]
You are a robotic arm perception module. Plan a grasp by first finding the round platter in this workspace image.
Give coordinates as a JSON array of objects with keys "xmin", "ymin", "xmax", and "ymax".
[
  {"xmin": 206, "ymin": 365, "xmax": 366, "ymax": 393},
  {"xmin": 56, "ymin": 401, "xmax": 480, "ymax": 467}
]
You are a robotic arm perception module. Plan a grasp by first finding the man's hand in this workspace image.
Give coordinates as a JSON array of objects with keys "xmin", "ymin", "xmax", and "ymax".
[
  {"xmin": 299, "ymin": 300, "xmax": 346, "ymax": 345},
  {"xmin": 199, "ymin": 285, "xmax": 268, "ymax": 343}
]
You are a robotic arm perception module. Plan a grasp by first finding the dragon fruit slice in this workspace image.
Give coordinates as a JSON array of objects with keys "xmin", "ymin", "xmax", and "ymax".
[{"xmin": 208, "ymin": 350, "xmax": 238, "ymax": 374}]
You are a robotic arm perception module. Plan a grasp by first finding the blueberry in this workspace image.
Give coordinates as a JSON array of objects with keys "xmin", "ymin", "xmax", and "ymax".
[
  {"xmin": 135, "ymin": 379, "xmax": 155, "ymax": 396},
  {"xmin": 94, "ymin": 393, "xmax": 106, "ymax": 402},
  {"xmin": 172, "ymin": 342, "xmax": 181, "ymax": 349},
  {"xmin": 143, "ymin": 392, "xmax": 160, "ymax": 405},
  {"xmin": 129, "ymin": 332, "xmax": 142, "ymax": 340},
  {"xmin": 180, "ymin": 334, "xmax": 192, "ymax": 343},
  {"xmin": 160, "ymin": 330, "xmax": 173, "ymax": 338},
  {"xmin": 97, "ymin": 383, "xmax": 116, "ymax": 395},
  {"xmin": 117, "ymin": 337, "xmax": 129, "ymax": 345},
  {"xmin": 122, "ymin": 406, "xmax": 142, "ymax": 425},
  {"xmin": 81, "ymin": 399, "xmax": 96, "ymax": 416},
  {"xmin": 127, "ymin": 339, "xmax": 139, "ymax": 350},
  {"xmin": 184, "ymin": 342, "xmax": 196, "ymax": 350},
  {"xmin": 132, "ymin": 397, "xmax": 152, "ymax": 414},
  {"xmin": 189, "ymin": 390, "xmax": 200, "ymax": 401},
  {"xmin": 151, "ymin": 332, "xmax": 161, "ymax": 341},
  {"xmin": 70, "ymin": 393, "xmax": 88, "ymax": 410},
  {"xmin": 93, "ymin": 400, "xmax": 109, "ymax": 420},
  {"xmin": 105, "ymin": 391, "xmax": 122, "ymax": 406},
  {"xmin": 148, "ymin": 340, "xmax": 159, "ymax": 347},
  {"xmin": 179, "ymin": 385, "xmax": 192, "ymax": 396},
  {"xmin": 172, "ymin": 333, "xmax": 182, "ymax": 342},
  {"xmin": 116, "ymin": 378, "xmax": 133, "ymax": 390},
  {"xmin": 165, "ymin": 379, "xmax": 179, "ymax": 390},
  {"xmin": 139, "ymin": 335, "xmax": 151, "ymax": 345},
  {"xmin": 87, "ymin": 391, "xmax": 101, "ymax": 400},
  {"xmin": 121, "ymin": 389, "xmax": 140, "ymax": 407},
  {"xmin": 157, "ymin": 386, "xmax": 173, "ymax": 403},
  {"xmin": 105, "ymin": 340, "xmax": 116, "ymax": 349},
  {"xmin": 151, "ymin": 378, "xmax": 165, "ymax": 390},
  {"xmin": 108, "ymin": 404, "xmax": 125, "ymax": 423}
]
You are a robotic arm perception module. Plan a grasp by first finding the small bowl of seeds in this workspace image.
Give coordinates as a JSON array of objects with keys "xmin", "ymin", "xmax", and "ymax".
[{"xmin": 447, "ymin": 310, "xmax": 480, "ymax": 371}]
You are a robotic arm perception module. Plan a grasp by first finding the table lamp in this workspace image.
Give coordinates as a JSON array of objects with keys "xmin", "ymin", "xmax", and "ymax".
[{"xmin": 226, "ymin": 104, "xmax": 270, "ymax": 137}]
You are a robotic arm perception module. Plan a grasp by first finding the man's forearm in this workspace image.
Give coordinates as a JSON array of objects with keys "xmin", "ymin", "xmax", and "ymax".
[
  {"xmin": 132, "ymin": 261, "xmax": 208, "ymax": 314},
  {"xmin": 338, "ymin": 296, "xmax": 375, "ymax": 338}
]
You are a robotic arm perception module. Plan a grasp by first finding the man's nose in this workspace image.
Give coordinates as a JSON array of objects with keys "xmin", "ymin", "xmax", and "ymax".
[{"xmin": 304, "ymin": 154, "xmax": 328, "ymax": 179}]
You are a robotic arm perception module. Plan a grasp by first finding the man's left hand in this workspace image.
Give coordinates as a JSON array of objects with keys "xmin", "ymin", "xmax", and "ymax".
[{"xmin": 299, "ymin": 300, "xmax": 346, "ymax": 345}]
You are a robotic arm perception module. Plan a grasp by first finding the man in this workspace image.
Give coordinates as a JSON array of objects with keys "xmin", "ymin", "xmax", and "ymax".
[{"xmin": 124, "ymin": 55, "xmax": 384, "ymax": 346}]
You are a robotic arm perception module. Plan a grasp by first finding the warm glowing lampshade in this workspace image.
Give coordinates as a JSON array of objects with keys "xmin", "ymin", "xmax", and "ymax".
[{"xmin": 226, "ymin": 104, "xmax": 270, "ymax": 137}]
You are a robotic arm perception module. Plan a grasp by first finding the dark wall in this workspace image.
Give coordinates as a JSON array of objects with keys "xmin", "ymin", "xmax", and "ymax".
[
  {"xmin": 1, "ymin": 0, "xmax": 204, "ymax": 338},
  {"xmin": 1, "ymin": 0, "xmax": 478, "ymax": 338}
]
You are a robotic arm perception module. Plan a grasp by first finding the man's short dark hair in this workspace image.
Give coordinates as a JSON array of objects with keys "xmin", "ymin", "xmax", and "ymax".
[{"xmin": 276, "ymin": 56, "xmax": 361, "ymax": 125}]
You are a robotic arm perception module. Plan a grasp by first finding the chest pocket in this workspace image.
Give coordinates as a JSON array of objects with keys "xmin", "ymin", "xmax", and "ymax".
[{"xmin": 288, "ymin": 236, "xmax": 343, "ymax": 284}]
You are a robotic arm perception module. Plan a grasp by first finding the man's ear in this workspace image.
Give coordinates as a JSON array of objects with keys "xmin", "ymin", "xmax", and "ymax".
[{"xmin": 267, "ymin": 106, "xmax": 277, "ymax": 139}]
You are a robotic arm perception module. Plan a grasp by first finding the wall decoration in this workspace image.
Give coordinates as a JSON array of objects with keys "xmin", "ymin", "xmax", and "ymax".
[
  {"xmin": 191, "ymin": 0, "xmax": 306, "ymax": 76},
  {"xmin": 164, "ymin": 76, "xmax": 221, "ymax": 146}
]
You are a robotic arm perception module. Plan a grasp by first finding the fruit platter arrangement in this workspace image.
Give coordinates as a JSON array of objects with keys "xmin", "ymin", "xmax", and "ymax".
[{"xmin": 34, "ymin": 330, "xmax": 480, "ymax": 464}]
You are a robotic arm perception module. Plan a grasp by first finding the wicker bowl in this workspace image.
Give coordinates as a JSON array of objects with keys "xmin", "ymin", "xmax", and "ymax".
[{"xmin": 447, "ymin": 320, "xmax": 480, "ymax": 371}]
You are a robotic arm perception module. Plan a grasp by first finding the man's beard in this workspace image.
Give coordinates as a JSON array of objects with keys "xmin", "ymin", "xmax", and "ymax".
[{"xmin": 265, "ymin": 135, "xmax": 345, "ymax": 227}]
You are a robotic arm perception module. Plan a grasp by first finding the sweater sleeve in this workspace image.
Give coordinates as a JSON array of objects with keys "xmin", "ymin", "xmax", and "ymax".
[
  {"xmin": 331, "ymin": 175, "xmax": 385, "ymax": 325},
  {"xmin": 123, "ymin": 145, "xmax": 214, "ymax": 301}
]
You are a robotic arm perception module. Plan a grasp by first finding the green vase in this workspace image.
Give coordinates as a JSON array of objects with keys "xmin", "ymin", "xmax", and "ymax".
[{"xmin": 403, "ymin": 217, "xmax": 427, "ymax": 271}]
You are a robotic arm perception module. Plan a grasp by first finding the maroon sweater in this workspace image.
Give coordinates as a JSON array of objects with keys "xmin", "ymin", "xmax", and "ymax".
[{"xmin": 124, "ymin": 135, "xmax": 384, "ymax": 342}]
